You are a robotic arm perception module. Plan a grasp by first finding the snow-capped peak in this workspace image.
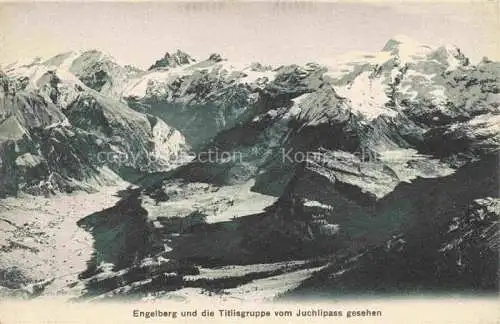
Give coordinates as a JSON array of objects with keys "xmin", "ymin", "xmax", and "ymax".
[
  {"xmin": 428, "ymin": 44, "xmax": 469, "ymax": 68},
  {"xmin": 380, "ymin": 35, "xmax": 469, "ymax": 68},
  {"xmin": 42, "ymin": 50, "xmax": 83, "ymax": 69},
  {"xmin": 148, "ymin": 50, "xmax": 196, "ymax": 70},
  {"xmin": 1, "ymin": 56, "xmax": 46, "ymax": 72},
  {"xmin": 382, "ymin": 34, "xmax": 424, "ymax": 50},
  {"xmin": 42, "ymin": 49, "xmax": 121, "ymax": 72},
  {"xmin": 207, "ymin": 53, "xmax": 225, "ymax": 63},
  {"xmin": 382, "ymin": 35, "xmax": 434, "ymax": 60}
]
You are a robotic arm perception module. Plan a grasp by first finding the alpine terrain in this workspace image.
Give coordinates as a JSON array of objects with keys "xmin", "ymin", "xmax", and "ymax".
[{"xmin": 0, "ymin": 35, "xmax": 498, "ymax": 301}]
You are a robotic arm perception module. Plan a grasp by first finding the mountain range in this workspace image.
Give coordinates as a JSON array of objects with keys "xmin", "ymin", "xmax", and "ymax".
[{"xmin": 0, "ymin": 35, "xmax": 498, "ymax": 300}]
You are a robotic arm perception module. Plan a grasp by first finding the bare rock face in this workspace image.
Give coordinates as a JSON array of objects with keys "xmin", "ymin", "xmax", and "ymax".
[{"xmin": 149, "ymin": 50, "xmax": 196, "ymax": 70}]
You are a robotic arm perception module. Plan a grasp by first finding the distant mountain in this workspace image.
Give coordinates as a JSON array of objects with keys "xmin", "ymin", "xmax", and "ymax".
[{"xmin": 148, "ymin": 50, "xmax": 196, "ymax": 70}]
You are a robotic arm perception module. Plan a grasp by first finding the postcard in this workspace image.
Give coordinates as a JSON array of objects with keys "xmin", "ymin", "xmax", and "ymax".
[{"xmin": 0, "ymin": 1, "xmax": 498, "ymax": 323}]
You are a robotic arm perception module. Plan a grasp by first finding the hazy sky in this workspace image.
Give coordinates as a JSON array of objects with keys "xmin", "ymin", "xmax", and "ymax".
[{"xmin": 1, "ymin": 1, "xmax": 499, "ymax": 68}]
